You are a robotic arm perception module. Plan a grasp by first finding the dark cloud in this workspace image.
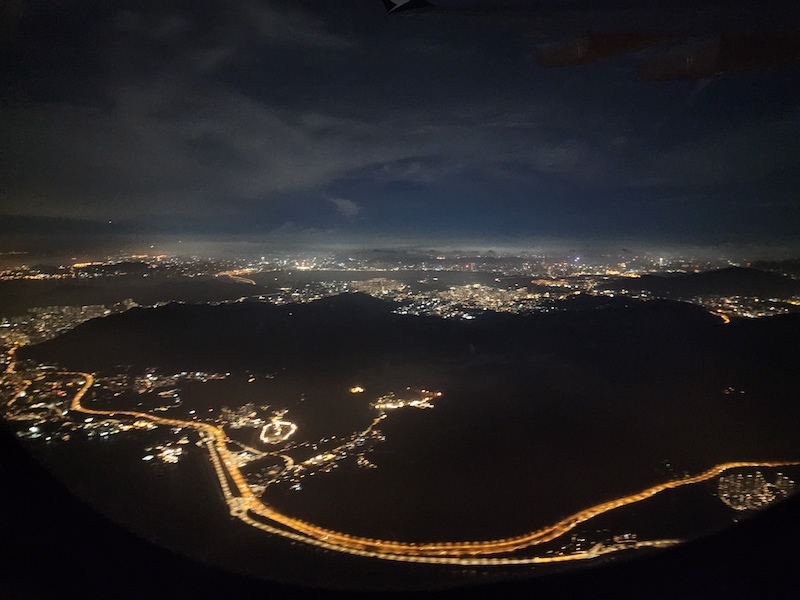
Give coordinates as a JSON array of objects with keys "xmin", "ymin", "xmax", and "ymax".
[{"xmin": 1, "ymin": 0, "xmax": 799, "ymax": 243}]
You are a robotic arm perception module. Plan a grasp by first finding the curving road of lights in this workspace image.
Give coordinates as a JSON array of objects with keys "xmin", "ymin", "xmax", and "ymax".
[{"xmin": 58, "ymin": 371, "xmax": 798, "ymax": 565}]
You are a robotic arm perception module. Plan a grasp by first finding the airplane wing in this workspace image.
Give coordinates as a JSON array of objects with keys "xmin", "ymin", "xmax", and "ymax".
[{"xmin": 382, "ymin": 0, "xmax": 434, "ymax": 14}]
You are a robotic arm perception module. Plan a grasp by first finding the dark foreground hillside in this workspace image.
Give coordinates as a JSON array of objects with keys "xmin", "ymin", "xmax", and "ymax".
[{"xmin": 19, "ymin": 292, "xmax": 734, "ymax": 369}]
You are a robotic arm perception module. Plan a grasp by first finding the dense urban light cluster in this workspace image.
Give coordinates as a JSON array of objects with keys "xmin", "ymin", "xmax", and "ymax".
[
  {"xmin": 2, "ymin": 251, "xmax": 798, "ymax": 322},
  {"xmin": 717, "ymin": 471, "xmax": 796, "ymax": 511},
  {"xmin": 0, "ymin": 300, "xmax": 139, "ymax": 347}
]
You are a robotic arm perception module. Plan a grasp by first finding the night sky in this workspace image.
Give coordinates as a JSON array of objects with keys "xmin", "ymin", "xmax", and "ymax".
[{"xmin": 2, "ymin": 0, "xmax": 800, "ymax": 248}]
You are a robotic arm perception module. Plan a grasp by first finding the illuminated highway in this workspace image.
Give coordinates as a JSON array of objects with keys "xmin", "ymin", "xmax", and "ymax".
[
  {"xmin": 713, "ymin": 311, "xmax": 732, "ymax": 324},
  {"xmin": 55, "ymin": 370, "xmax": 800, "ymax": 565},
  {"xmin": 4, "ymin": 347, "xmax": 31, "ymax": 411},
  {"xmin": 215, "ymin": 270, "xmax": 257, "ymax": 286}
]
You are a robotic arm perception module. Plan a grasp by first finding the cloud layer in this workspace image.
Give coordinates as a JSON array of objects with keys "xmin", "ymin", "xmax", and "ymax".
[{"xmin": 1, "ymin": 0, "xmax": 798, "ymax": 241}]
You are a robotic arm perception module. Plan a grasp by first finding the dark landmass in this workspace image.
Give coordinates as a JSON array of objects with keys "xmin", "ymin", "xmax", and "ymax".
[
  {"xmin": 0, "ymin": 274, "xmax": 272, "ymax": 317},
  {"xmin": 600, "ymin": 266, "xmax": 800, "ymax": 298},
  {"xmin": 73, "ymin": 261, "xmax": 151, "ymax": 276},
  {"xmin": 18, "ymin": 293, "xmax": 800, "ymax": 541},
  {"xmin": 332, "ymin": 248, "xmax": 530, "ymax": 269},
  {"xmin": 752, "ymin": 258, "xmax": 800, "ymax": 277},
  {"xmin": 249, "ymin": 269, "xmax": 506, "ymax": 290},
  {"xmin": 20, "ymin": 292, "xmax": 730, "ymax": 373}
]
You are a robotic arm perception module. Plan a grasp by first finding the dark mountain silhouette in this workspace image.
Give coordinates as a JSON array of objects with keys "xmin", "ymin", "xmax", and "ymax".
[
  {"xmin": 600, "ymin": 266, "xmax": 800, "ymax": 298},
  {"xmin": 0, "ymin": 275, "xmax": 271, "ymax": 317},
  {"xmin": 18, "ymin": 292, "xmax": 797, "ymax": 380},
  {"xmin": 751, "ymin": 258, "xmax": 800, "ymax": 277}
]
